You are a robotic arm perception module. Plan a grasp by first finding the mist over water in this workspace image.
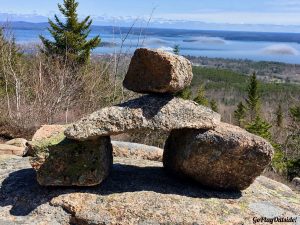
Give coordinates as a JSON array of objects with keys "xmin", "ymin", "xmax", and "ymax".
[
  {"xmin": 9, "ymin": 24, "xmax": 300, "ymax": 64},
  {"xmin": 262, "ymin": 44, "xmax": 299, "ymax": 55}
]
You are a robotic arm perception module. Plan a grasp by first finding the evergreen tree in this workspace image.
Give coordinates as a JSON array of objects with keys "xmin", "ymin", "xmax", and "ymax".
[
  {"xmin": 275, "ymin": 103, "xmax": 283, "ymax": 127},
  {"xmin": 282, "ymin": 106, "xmax": 300, "ymax": 179},
  {"xmin": 210, "ymin": 99, "xmax": 218, "ymax": 112},
  {"xmin": 246, "ymin": 116, "xmax": 272, "ymax": 141},
  {"xmin": 176, "ymin": 87, "xmax": 192, "ymax": 100},
  {"xmin": 173, "ymin": 44, "xmax": 180, "ymax": 55},
  {"xmin": 234, "ymin": 102, "xmax": 246, "ymax": 127},
  {"xmin": 193, "ymin": 85, "xmax": 209, "ymax": 106},
  {"xmin": 288, "ymin": 105, "xmax": 300, "ymax": 158},
  {"xmin": 40, "ymin": 0, "xmax": 101, "ymax": 65},
  {"xmin": 245, "ymin": 73, "xmax": 260, "ymax": 121}
]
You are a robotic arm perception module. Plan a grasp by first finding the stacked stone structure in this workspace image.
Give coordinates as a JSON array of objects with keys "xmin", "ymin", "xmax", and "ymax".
[{"xmin": 29, "ymin": 48, "xmax": 273, "ymax": 190}]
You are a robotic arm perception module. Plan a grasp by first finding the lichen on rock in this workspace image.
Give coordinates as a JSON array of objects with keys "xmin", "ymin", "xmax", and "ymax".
[{"xmin": 28, "ymin": 129, "xmax": 112, "ymax": 186}]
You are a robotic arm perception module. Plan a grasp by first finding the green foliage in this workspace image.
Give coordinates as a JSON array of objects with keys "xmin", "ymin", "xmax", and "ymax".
[
  {"xmin": 275, "ymin": 103, "xmax": 283, "ymax": 127},
  {"xmin": 272, "ymin": 148, "xmax": 288, "ymax": 175},
  {"xmin": 193, "ymin": 85, "xmax": 209, "ymax": 106},
  {"xmin": 286, "ymin": 158, "xmax": 300, "ymax": 180},
  {"xmin": 40, "ymin": 0, "xmax": 101, "ymax": 65},
  {"xmin": 210, "ymin": 99, "xmax": 218, "ymax": 112},
  {"xmin": 173, "ymin": 44, "xmax": 180, "ymax": 55},
  {"xmin": 192, "ymin": 66, "xmax": 300, "ymax": 101},
  {"xmin": 290, "ymin": 106, "xmax": 300, "ymax": 122},
  {"xmin": 192, "ymin": 66, "xmax": 247, "ymax": 91},
  {"xmin": 175, "ymin": 87, "xmax": 192, "ymax": 100},
  {"xmin": 245, "ymin": 116, "xmax": 272, "ymax": 141},
  {"xmin": 270, "ymin": 105, "xmax": 300, "ymax": 180},
  {"xmin": 286, "ymin": 133, "xmax": 300, "ymax": 158},
  {"xmin": 277, "ymin": 106, "xmax": 300, "ymax": 179},
  {"xmin": 273, "ymin": 147, "xmax": 300, "ymax": 180},
  {"xmin": 287, "ymin": 105, "xmax": 300, "ymax": 159},
  {"xmin": 245, "ymin": 73, "xmax": 261, "ymax": 121},
  {"xmin": 234, "ymin": 102, "xmax": 246, "ymax": 127}
]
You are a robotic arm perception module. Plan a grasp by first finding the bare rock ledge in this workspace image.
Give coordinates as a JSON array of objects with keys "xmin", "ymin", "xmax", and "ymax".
[{"xmin": 0, "ymin": 155, "xmax": 299, "ymax": 225}]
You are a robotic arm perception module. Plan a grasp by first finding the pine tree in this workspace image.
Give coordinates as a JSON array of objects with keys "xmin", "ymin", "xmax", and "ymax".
[
  {"xmin": 246, "ymin": 116, "xmax": 272, "ymax": 141},
  {"xmin": 234, "ymin": 102, "xmax": 246, "ymax": 127},
  {"xmin": 275, "ymin": 103, "xmax": 283, "ymax": 127},
  {"xmin": 210, "ymin": 99, "xmax": 218, "ymax": 112},
  {"xmin": 194, "ymin": 85, "xmax": 209, "ymax": 106},
  {"xmin": 281, "ymin": 106, "xmax": 300, "ymax": 179},
  {"xmin": 40, "ymin": 0, "xmax": 101, "ymax": 65},
  {"xmin": 245, "ymin": 73, "xmax": 260, "ymax": 121},
  {"xmin": 288, "ymin": 105, "xmax": 300, "ymax": 158},
  {"xmin": 176, "ymin": 87, "xmax": 192, "ymax": 100},
  {"xmin": 173, "ymin": 44, "xmax": 180, "ymax": 55}
]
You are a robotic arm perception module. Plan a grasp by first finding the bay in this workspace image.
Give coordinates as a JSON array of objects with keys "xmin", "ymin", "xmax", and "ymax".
[{"xmin": 6, "ymin": 22, "xmax": 300, "ymax": 64}]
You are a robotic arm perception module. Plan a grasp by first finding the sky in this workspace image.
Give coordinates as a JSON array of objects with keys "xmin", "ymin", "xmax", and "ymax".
[{"xmin": 0, "ymin": 0, "xmax": 300, "ymax": 31}]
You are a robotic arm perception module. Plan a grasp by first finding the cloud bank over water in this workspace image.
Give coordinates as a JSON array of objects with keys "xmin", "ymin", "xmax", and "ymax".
[
  {"xmin": 262, "ymin": 44, "xmax": 299, "ymax": 55},
  {"xmin": 183, "ymin": 36, "xmax": 226, "ymax": 44},
  {"xmin": 143, "ymin": 38, "xmax": 170, "ymax": 46}
]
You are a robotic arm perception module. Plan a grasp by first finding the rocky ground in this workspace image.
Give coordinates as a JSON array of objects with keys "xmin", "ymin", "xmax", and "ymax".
[{"xmin": 0, "ymin": 155, "xmax": 299, "ymax": 225}]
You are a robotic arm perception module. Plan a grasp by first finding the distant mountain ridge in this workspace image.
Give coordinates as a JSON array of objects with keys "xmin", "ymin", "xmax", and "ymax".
[
  {"xmin": 2, "ymin": 21, "xmax": 300, "ymax": 44},
  {"xmin": 1, "ymin": 21, "xmax": 48, "ymax": 30},
  {"xmin": 1, "ymin": 12, "xmax": 300, "ymax": 33}
]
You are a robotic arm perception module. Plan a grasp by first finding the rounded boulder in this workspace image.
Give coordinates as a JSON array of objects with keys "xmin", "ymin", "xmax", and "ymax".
[{"xmin": 163, "ymin": 123, "xmax": 274, "ymax": 190}]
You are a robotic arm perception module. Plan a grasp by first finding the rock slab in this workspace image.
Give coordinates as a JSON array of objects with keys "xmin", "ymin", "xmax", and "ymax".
[
  {"xmin": 112, "ymin": 141, "xmax": 163, "ymax": 161},
  {"xmin": 123, "ymin": 48, "xmax": 193, "ymax": 94},
  {"xmin": 163, "ymin": 123, "xmax": 274, "ymax": 190},
  {"xmin": 1, "ymin": 155, "xmax": 299, "ymax": 225},
  {"xmin": 65, "ymin": 94, "xmax": 221, "ymax": 141},
  {"xmin": 0, "ymin": 144, "xmax": 25, "ymax": 156},
  {"xmin": 32, "ymin": 124, "xmax": 66, "ymax": 141},
  {"xmin": 5, "ymin": 138, "xmax": 27, "ymax": 148},
  {"xmin": 28, "ymin": 129, "xmax": 113, "ymax": 186}
]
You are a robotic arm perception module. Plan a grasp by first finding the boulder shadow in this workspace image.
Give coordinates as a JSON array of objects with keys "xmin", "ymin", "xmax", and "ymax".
[{"xmin": 0, "ymin": 162, "xmax": 242, "ymax": 217}]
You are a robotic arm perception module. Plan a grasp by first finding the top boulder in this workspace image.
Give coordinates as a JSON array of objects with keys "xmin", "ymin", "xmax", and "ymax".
[{"xmin": 123, "ymin": 48, "xmax": 193, "ymax": 94}]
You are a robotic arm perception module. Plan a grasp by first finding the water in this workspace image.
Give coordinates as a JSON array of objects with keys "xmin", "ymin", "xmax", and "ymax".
[{"xmin": 8, "ymin": 23, "xmax": 300, "ymax": 64}]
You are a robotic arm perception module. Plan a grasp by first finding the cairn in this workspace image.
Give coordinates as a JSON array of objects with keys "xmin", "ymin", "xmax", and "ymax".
[{"xmin": 28, "ymin": 48, "xmax": 273, "ymax": 190}]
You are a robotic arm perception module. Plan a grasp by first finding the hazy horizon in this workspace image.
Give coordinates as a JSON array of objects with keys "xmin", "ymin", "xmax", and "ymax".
[
  {"xmin": 4, "ymin": 21, "xmax": 300, "ymax": 64},
  {"xmin": 1, "ymin": 0, "xmax": 300, "ymax": 33},
  {"xmin": 1, "ymin": 1, "xmax": 300, "ymax": 64}
]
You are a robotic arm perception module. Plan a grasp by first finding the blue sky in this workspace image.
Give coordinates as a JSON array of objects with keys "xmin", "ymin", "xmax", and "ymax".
[{"xmin": 0, "ymin": 0, "xmax": 300, "ymax": 28}]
